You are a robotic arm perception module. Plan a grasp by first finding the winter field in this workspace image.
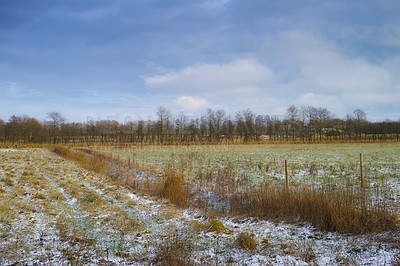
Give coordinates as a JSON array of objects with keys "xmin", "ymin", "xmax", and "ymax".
[
  {"xmin": 0, "ymin": 144, "xmax": 399, "ymax": 265},
  {"xmin": 97, "ymin": 143, "xmax": 400, "ymax": 192}
]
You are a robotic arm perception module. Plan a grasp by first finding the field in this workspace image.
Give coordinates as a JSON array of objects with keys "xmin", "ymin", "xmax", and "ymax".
[
  {"xmin": 96, "ymin": 143, "xmax": 400, "ymax": 215},
  {"xmin": 1, "ymin": 144, "xmax": 399, "ymax": 264},
  {"xmin": 97, "ymin": 143, "xmax": 400, "ymax": 189}
]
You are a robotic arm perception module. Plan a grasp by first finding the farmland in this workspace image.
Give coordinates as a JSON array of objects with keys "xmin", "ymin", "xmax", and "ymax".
[
  {"xmin": 97, "ymin": 143, "xmax": 400, "ymax": 188},
  {"xmin": 95, "ymin": 143, "xmax": 400, "ymax": 211},
  {"xmin": 1, "ymin": 144, "xmax": 400, "ymax": 264}
]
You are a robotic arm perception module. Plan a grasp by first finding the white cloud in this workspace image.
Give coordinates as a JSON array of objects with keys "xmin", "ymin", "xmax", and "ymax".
[
  {"xmin": 142, "ymin": 31, "xmax": 399, "ymax": 120},
  {"xmin": 280, "ymin": 30, "xmax": 392, "ymax": 93},
  {"xmin": 143, "ymin": 58, "xmax": 275, "ymax": 93},
  {"xmin": 69, "ymin": 7, "xmax": 120, "ymax": 21},
  {"xmin": 175, "ymin": 96, "xmax": 209, "ymax": 111},
  {"xmin": 294, "ymin": 93, "xmax": 346, "ymax": 115}
]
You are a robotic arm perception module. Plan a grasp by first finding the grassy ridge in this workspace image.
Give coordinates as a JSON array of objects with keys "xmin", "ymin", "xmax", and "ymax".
[{"xmin": 53, "ymin": 146, "xmax": 190, "ymax": 207}]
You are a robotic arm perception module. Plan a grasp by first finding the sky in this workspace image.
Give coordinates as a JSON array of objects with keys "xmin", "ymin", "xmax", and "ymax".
[{"xmin": 0, "ymin": 0, "xmax": 399, "ymax": 123}]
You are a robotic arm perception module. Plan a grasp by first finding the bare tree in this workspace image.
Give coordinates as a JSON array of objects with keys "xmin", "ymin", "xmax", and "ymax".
[
  {"xmin": 156, "ymin": 106, "xmax": 172, "ymax": 144},
  {"xmin": 286, "ymin": 105, "xmax": 300, "ymax": 140},
  {"xmin": 353, "ymin": 108, "xmax": 367, "ymax": 139},
  {"xmin": 286, "ymin": 105, "xmax": 299, "ymax": 121},
  {"xmin": 175, "ymin": 112, "xmax": 188, "ymax": 143},
  {"xmin": 214, "ymin": 109, "xmax": 227, "ymax": 140},
  {"xmin": 315, "ymin": 107, "xmax": 334, "ymax": 141},
  {"xmin": 353, "ymin": 108, "xmax": 367, "ymax": 122},
  {"xmin": 46, "ymin": 112, "xmax": 66, "ymax": 144},
  {"xmin": 0, "ymin": 119, "xmax": 4, "ymax": 141},
  {"xmin": 300, "ymin": 106, "xmax": 318, "ymax": 140},
  {"xmin": 235, "ymin": 109, "xmax": 256, "ymax": 142},
  {"xmin": 205, "ymin": 108, "xmax": 215, "ymax": 142},
  {"xmin": 5, "ymin": 115, "xmax": 23, "ymax": 142}
]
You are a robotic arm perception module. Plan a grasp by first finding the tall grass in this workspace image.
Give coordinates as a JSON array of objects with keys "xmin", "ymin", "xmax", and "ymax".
[{"xmin": 229, "ymin": 183, "xmax": 399, "ymax": 234}]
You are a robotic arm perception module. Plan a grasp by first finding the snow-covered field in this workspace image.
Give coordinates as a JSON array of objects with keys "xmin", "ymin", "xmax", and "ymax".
[
  {"xmin": 98, "ymin": 143, "xmax": 400, "ymax": 207},
  {"xmin": 0, "ymin": 148, "xmax": 399, "ymax": 265}
]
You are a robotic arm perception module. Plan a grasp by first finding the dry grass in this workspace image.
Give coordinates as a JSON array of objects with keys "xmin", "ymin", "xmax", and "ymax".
[
  {"xmin": 154, "ymin": 232, "xmax": 194, "ymax": 266},
  {"xmin": 193, "ymin": 218, "xmax": 230, "ymax": 234},
  {"xmin": 230, "ymin": 183, "xmax": 399, "ymax": 234},
  {"xmin": 53, "ymin": 146, "xmax": 108, "ymax": 173},
  {"xmin": 236, "ymin": 232, "xmax": 257, "ymax": 250},
  {"xmin": 54, "ymin": 146, "xmax": 399, "ymax": 235},
  {"xmin": 53, "ymin": 146, "xmax": 190, "ymax": 207},
  {"xmin": 157, "ymin": 169, "xmax": 190, "ymax": 207}
]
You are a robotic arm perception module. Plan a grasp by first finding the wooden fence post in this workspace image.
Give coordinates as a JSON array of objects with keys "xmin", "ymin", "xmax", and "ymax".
[
  {"xmin": 285, "ymin": 159, "xmax": 290, "ymax": 191},
  {"xmin": 360, "ymin": 153, "xmax": 365, "ymax": 188}
]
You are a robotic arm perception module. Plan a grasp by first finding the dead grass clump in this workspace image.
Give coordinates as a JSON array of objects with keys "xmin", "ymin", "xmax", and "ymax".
[
  {"xmin": 230, "ymin": 183, "xmax": 399, "ymax": 234},
  {"xmin": 161, "ymin": 170, "xmax": 190, "ymax": 207},
  {"xmin": 80, "ymin": 190, "xmax": 106, "ymax": 205},
  {"xmin": 154, "ymin": 232, "xmax": 193, "ymax": 266},
  {"xmin": 236, "ymin": 231, "xmax": 257, "ymax": 250},
  {"xmin": 206, "ymin": 219, "xmax": 229, "ymax": 233},
  {"xmin": 193, "ymin": 218, "xmax": 230, "ymax": 234}
]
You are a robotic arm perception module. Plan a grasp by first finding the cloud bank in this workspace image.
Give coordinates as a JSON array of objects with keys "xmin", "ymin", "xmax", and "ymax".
[{"xmin": 143, "ymin": 31, "xmax": 400, "ymax": 119}]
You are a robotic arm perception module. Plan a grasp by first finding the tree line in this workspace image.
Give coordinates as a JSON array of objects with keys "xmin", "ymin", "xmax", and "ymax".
[{"xmin": 0, "ymin": 106, "xmax": 399, "ymax": 145}]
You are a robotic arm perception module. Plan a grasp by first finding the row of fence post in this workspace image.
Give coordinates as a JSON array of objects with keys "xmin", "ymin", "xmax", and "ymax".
[{"xmin": 285, "ymin": 153, "xmax": 365, "ymax": 191}]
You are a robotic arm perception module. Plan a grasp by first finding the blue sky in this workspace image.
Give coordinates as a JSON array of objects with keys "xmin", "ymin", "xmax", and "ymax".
[{"xmin": 1, "ymin": 0, "xmax": 399, "ymax": 123}]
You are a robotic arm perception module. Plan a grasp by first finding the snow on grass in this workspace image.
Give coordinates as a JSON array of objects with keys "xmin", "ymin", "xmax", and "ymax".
[
  {"xmin": 0, "ymin": 148, "xmax": 399, "ymax": 264},
  {"xmin": 96, "ymin": 143, "xmax": 400, "ymax": 206}
]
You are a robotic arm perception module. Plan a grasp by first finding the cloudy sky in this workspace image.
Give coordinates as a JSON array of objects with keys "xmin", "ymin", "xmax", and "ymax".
[{"xmin": 1, "ymin": 0, "xmax": 399, "ymax": 123}]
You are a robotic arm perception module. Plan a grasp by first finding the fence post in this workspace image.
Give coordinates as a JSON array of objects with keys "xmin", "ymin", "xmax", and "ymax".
[
  {"xmin": 360, "ymin": 153, "xmax": 365, "ymax": 188},
  {"xmin": 285, "ymin": 159, "xmax": 290, "ymax": 191}
]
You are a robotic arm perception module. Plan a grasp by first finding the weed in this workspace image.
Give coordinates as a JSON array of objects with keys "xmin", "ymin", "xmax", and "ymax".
[
  {"xmin": 236, "ymin": 231, "xmax": 257, "ymax": 250},
  {"xmin": 154, "ymin": 232, "xmax": 193, "ymax": 266}
]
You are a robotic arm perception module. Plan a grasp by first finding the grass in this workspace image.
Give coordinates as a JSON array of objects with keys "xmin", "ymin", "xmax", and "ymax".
[
  {"xmin": 193, "ymin": 218, "xmax": 230, "ymax": 234},
  {"xmin": 53, "ymin": 146, "xmax": 191, "ymax": 207},
  {"xmin": 230, "ymin": 183, "xmax": 399, "ymax": 234},
  {"xmin": 87, "ymin": 144, "xmax": 400, "ymax": 235},
  {"xmin": 0, "ymin": 148, "xmax": 152, "ymax": 264},
  {"xmin": 1, "ymin": 148, "xmax": 399, "ymax": 264},
  {"xmin": 154, "ymin": 232, "xmax": 194, "ymax": 266},
  {"xmin": 236, "ymin": 231, "xmax": 257, "ymax": 250}
]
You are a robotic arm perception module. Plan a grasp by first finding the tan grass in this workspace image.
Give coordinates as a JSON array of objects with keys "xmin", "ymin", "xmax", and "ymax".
[
  {"xmin": 230, "ymin": 183, "xmax": 399, "ymax": 234},
  {"xmin": 54, "ymin": 146, "xmax": 190, "ymax": 208},
  {"xmin": 236, "ymin": 231, "xmax": 257, "ymax": 250},
  {"xmin": 154, "ymin": 232, "xmax": 193, "ymax": 266}
]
